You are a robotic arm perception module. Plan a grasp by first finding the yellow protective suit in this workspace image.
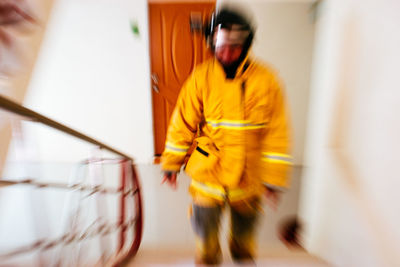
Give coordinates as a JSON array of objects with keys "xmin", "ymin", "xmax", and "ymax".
[{"xmin": 161, "ymin": 56, "xmax": 292, "ymax": 202}]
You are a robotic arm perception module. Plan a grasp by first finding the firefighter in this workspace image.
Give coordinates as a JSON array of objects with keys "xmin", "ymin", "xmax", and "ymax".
[{"xmin": 161, "ymin": 5, "xmax": 292, "ymax": 265}]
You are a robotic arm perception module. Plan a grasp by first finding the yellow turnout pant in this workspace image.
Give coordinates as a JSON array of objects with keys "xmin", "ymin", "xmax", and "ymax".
[{"xmin": 190, "ymin": 193, "xmax": 261, "ymax": 265}]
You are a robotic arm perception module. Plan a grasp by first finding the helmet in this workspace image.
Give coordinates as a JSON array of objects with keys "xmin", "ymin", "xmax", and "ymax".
[{"xmin": 204, "ymin": 5, "xmax": 255, "ymax": 53}]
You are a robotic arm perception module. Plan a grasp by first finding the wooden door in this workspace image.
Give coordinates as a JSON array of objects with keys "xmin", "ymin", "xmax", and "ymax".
[{"xmin": 149, "ymin": 1, "xmax": 215, "ymax": 161}]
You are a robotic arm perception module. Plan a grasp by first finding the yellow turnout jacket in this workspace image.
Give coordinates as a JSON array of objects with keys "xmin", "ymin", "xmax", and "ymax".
[{"xmin": 161, "ymin": 56, "xmax": 292, "ymax": 202}]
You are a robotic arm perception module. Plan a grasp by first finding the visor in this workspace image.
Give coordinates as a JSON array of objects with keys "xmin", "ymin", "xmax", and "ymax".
[{"xmin": 213, "ymin": 24, "xmax": 250, "ymax": 48}]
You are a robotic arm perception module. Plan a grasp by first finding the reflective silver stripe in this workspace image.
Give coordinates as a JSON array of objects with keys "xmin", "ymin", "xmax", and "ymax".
[
  {"xmin": 262, "ymin": 153, "xmax": 293, "ymax": 165},
  {"xmin": 207, "ymin": 121, "xmax": 265, "ymax": 129},
  {"xmin": 191, "ymin": 180, "xmax": 254, "ymax": 201},
  {"xmin": 165, "ymin": 144, "xmax": 188, "ymax": 153},
  {"xmin": 264, "ymin": 155, "xmax": 292, "ymax": 162},
  {"xmin": 191, "ymin": 180, "xmax": 226, "ymax": 200}
]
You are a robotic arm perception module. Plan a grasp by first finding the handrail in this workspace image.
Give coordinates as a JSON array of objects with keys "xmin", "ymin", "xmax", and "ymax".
[
  {"xmin": 0, "ymin": 97, "xmax": 143, "ymax": 264},
  {"xmin": 0, "ymin": 94, "xmax": 132, "ymax": 160}
]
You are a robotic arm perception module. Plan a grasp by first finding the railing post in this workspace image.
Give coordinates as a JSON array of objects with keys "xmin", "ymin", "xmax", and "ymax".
[
  {"xmin": 129, "ymin": 163, "xmax": 143, "ymax": 256},
  {"xmin": 118, "ymin": 160, "xmax": 127, "ymax": 253}
]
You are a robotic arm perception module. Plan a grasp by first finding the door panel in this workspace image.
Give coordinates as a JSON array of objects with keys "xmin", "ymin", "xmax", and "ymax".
[{"xmin": 149, "ymin": 2, "xmax": 215, "ymax": 160}]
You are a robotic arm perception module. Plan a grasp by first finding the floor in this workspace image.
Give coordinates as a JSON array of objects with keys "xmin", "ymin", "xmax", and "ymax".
[{"xmin": 127, "ymin": 247, "xmax": 330, "ymax": 266}]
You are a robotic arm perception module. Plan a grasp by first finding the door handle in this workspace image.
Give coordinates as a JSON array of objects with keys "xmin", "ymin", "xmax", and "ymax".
[
  {"xmin": 151, "ymin": 73, "xmax": 159, "ymax": 84},
  {"xmin": 152, "ymin": 85, "xmax": 160, "ymax": 93}
]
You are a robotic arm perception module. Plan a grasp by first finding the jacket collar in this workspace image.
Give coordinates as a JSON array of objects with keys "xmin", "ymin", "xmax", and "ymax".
[{"xmin": 213, "ymin": 52, "xmax": 252, "ymax": 79}]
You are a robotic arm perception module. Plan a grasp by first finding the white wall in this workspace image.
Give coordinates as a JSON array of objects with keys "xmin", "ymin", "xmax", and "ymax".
[
  {"xmin": 299, "ymin": 0, "xmax": 400, "ymax": 266},
  {"xmin": 24, "ymin": 0, "xmax": 153, "ymax": 163}
]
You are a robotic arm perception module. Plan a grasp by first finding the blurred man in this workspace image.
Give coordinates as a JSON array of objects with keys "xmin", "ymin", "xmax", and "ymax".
[
  {"xmin": 0, "ymin": 0, "xmax": 34, "ymax": 25},
  {"xmin": 0, "ymin": 0, "xmax": 35, "ymax": 74},
  {"xmin": 161, "ymin": 5, "xmax": 292, "ymax": 265}
]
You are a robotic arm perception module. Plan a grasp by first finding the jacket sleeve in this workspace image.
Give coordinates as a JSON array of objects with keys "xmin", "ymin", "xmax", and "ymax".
[
  {"xmin": 161, "ymin": 72, "xmax": 203, "ymax": 172},
  {"xmin": 261, "ymin": 75, "xmax": 292, "ymax": 190}
]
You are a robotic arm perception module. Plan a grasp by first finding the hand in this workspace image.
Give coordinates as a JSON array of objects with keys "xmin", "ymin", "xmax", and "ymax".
[
  {"xmin": 277, "ymin": 216, "xmax": 303, "ymax": 249},
  {"xmin": 264, "ymin": 187, "xmax": 281, "ymax": 211},
  {"xmin": 161, "ymin": 171, "xmax": 178, "ymax": 190}
]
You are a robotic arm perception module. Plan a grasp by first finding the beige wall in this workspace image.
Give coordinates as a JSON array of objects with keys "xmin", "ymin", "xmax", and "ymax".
[{"xmin": 299, "ymin": 0, "xmax": 400, "ymax": 266}]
